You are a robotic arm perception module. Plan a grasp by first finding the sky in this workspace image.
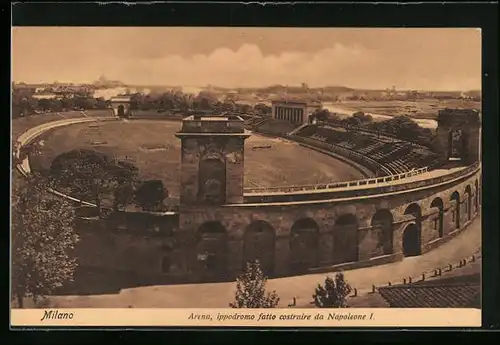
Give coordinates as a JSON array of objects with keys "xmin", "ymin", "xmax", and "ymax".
[{"xmin": 12, "ymin": 27, "xmax": 481, "ymax": 91}]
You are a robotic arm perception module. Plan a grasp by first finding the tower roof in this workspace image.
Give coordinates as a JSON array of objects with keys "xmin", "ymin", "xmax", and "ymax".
[{"xmin": 176, "ymin": 114, "xmax": 249, "ymax": 136}]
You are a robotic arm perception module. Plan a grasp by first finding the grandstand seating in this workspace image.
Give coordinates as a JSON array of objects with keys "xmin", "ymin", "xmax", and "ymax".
[{"xmin": 293, "ymin": 124, "xmax": 437, "ymax": 175}]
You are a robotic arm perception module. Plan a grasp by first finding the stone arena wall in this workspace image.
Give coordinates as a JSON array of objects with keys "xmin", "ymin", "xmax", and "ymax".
[{"xmin": 13, "ymin": 115, "xmax": 482, "ymax": 284}]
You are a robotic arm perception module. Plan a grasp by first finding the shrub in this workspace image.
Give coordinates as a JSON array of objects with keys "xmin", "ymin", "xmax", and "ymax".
[
  {"xmin": 312, "ymin": 272, "xmax": 352, "ymax": 308},
  {"xmin": 230, "ymin": 260, "xmax": 280, "ymax": 308}
]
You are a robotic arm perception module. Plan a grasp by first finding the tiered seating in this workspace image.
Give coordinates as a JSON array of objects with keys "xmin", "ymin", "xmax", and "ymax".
[{"xmin": 293, "ymin": 124, "xmax": 437, "ymax": 175}]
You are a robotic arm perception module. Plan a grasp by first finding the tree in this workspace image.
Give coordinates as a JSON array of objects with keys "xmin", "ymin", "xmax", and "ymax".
[
  {"xmin": 230, "ymin": 260, "xmax": 280, "ymax": 308},
  {"xmin": 313, "ymin": 108, "xmax": 330, "ymax": 122},
  {"xmin": 112, "ymin": 161, "xmax": 140, "ymax": 211},
  {"xmin": 134, "ymin": 180, "xmax": 168, "ymax": 212},
  {"xmin": 49, "ymin": 149, "xmax": 138, "ymax": 214},
  {"xmin": 11, "ymin": 173, "xmax": 79, "ymax": 308},
  {"xmin": 352, "ymin": 111, "xmax": 373, "ymax": 124},
  {"xmin": 312, "ymin": 272, "xmax": 352, "ymax": 308}
]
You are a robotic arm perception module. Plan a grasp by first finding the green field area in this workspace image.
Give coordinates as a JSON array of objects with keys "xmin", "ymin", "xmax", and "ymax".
[
  {"xmin": 31, "ymin": 119, "xmax": 364, "ymax": 197},
  {"xmin": 335, "ymin": 99, "xmax": 481, "ymax": 119}
]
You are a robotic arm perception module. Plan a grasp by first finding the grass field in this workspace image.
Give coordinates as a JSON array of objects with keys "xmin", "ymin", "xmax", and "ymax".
[
  {"xmin": 330, "ymin": 99, "xmax": 481, "ymax": 120},
  {"xmin": 30, "ymin": 119, "xmax": 364, "ymax": 197}
]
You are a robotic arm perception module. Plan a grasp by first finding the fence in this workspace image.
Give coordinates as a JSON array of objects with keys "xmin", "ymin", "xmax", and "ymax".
[
  {"xmin": 244, "ymin": 166, "xmax": 429, "ymax": 194},
  {"xmin": 359, "ymin": 249, "xmax": 482, "ymax": 296}
]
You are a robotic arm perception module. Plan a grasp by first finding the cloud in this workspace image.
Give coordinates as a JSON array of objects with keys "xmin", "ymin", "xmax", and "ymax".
[
  {"xmin": 100, "ymin": 43, "xmax": 384, "ymax": 88},
  {"xmin": 12, "ymin": 28, "xmax": 481, "ymax": 90}
]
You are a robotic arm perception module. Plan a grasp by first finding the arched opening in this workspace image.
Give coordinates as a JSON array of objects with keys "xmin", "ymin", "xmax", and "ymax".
[
  {"xmin": 198, "ymin": 158, "xmax": 226, "ymax": 204},
  {"xmin": 430, "ymin": 197, "xmax": 444, "ymax": 238},
  {"xmin": 464, "ymin": 185, "xmax": 472, "ymax": 221},
  {"xmin": 243, "ymin": 221, "xmax": 275, "ymax": 276},
  {"xmin": 371, "ymin": 209, "xmax": 394, "ymax": 256},
  {"xmin": 196, "ymin": 221, "xmax": 228, "ymax": 277},
  {"xmin": 290, "ymin": 218, "xmax": 319, "ymax": 273},
  {"xmin": 332, "ymin": 214, "xmax": 359, "ymax": 264},
  {"xmin": 117, "ymin": 104, "xmax": 125, "ymax": 117},
  {"xmin": 475, "ymin": 179, "xmax": 479, "ymax": 213},
  {"xmin": 402, "ymin": 223, "xmax": 421, "ymax": 257},
  {"xmin": 403, "ymin": 203, "xmax": 422, "ymax": 256},
  {"xmin": 450, "ymin": 191, "xmax": 460, "ymax": 230}
]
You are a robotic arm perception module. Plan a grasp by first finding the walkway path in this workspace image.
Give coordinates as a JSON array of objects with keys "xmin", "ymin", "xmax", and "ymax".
[{"xmin": 48, "ymin": 215, "xmax": 481, "ymax": 308}]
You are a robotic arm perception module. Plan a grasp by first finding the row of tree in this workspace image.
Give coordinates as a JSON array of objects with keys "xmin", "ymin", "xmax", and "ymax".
[
  {"xmin": 12, "ymin": 88, "xmax": 110, "ymax": 119},
  {"xmin": 12, "ymin": 88, "xmax": 273, "ymax": 119},
  {"xmin": 128, "ymin": 91, "xmax": 272, "ymax": 116},
  {"xmin": 312, "ymin": 109, "xmax": 436, "ymax": 148}
]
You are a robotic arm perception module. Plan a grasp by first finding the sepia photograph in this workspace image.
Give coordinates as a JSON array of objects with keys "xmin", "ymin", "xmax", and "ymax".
[{"xmin": 11, "ymin": 27, "xmax": 482, "ymax": 327}]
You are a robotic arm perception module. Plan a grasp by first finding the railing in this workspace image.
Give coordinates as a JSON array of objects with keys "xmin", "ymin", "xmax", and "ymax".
[
  {"xmin": 243, "ymin": 166, "xmax": 429, "ymax": 194},
  {"xmin": 241, "ymin": 162, "xmax": 480, "ymax": 204}
]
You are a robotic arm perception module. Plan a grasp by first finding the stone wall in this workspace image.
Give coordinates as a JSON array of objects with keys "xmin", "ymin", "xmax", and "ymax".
[{"xmin": 72, "ymin": 165, "xmax": 480, "ymax": 283}]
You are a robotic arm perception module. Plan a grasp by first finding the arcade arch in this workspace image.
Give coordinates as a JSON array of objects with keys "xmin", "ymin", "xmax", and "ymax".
[
  {"xmin": 430, "ymin": 197, "xmax": 444, "ymax": 238},
  {"xmin": 464, "ymin": 185, "xmax": 472, "ymax": 222},
  {"xmin": 450, "ymin": 191, "xmax": 461, "ymax": 230},
  {"xmin": 243, "ymin": 220, "xmax": 275, "ymax": 276},
  {"xmin": 332, "ymin": 214, "xmax": 358, "ymax": 264},
  {"xmin": 196, "ymin": 221, "xmax": 228, "ymax": 277},
  {"xmin": 117, "ymin": 105, "xmax": 125, "ymax": 117},
  {"xmin": 402, "ymin": 203, "xmax": 422, "ymax": 257},
  {"xmin": 290, "ymin": 218, "xmax": 319, "ymax": 273},
  {"xmin": 475, "ymin": 179, "xmax": 479, "ymax": 213}
]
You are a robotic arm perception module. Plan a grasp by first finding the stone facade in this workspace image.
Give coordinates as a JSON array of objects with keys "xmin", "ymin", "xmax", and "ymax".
[
  {"xmin": 271, "ymin": 100, "xmax": 322, "ymax": 125},
  {"xmin": 74, "ymin": 163, "xmax": 480, "ymax": 284},
  {"xmin": 110, "ymin": 96, "xmax": 131, "ymax": 117},
  {"xmin": 435, "ymin": 108, "xmax": 481, "ymax": 164}
]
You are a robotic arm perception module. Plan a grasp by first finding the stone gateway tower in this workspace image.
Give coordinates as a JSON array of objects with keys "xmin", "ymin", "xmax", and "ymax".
[
  {"xmin": 175, "ymin": 115, "xmax": 250, "ymax": 206},
  {"xmin": 435, "ymin": 108, "xmax": 481, "ymax": 165},
  {"xmin": 175, "ymin": 115, "xmax": 250, "ymax": 281}
]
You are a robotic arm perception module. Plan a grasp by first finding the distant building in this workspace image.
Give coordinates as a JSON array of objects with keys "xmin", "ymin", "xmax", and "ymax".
[
  {"xmin": 271, "ymin": 100, "xmax": 322, "ymax": 125},
  {"xmin": 32, "ymin": 92, "xmax": 58, "ymax": 100}
]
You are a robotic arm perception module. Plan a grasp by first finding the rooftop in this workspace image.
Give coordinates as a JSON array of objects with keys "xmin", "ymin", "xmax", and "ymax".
[
  {"xmin": 437, "ymin": 108, "xmax": 481, "ymax": 125},
  {"xmin": 377, "ymin": 261, "xmax": 481, "ymax": 308},
  {"xmin": 177, "ymin": 114, "xmax": 248, "ymax": 135},
  {"xmin": 378, "ymin": 283, "xmax": 480, "ymax": 308}
]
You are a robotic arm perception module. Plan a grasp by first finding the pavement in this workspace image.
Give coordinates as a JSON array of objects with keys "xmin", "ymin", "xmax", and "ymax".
[{"xmin": 45, "ymin": 215, "xmax": 481, "ymax": 308}]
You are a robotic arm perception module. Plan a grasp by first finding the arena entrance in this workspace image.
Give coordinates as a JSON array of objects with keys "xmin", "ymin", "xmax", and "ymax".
[
  {"xmin": 243, "ymin": 221, "xmax": 275, "ymax": 276},
  {"xmin": 402, "ymin": 223, "xmax": 421, "ymax": 257},
  {"xmin": 332, "ymin": 214, "xmax": 359, "ymax": 264},
  {"xmin": 289, "ymin": 218, "xmax": 319, "ymax": 273},
  {"xmin": 403, "ymin": 203, "xmax": 422, "ymax": 257},
  {"xmin": 117, "ymin": 105, "xmax": 125, "ymax": 117},
  {"xmin": 430, "ymin": 197, "xmax": 445, "ymax": 238},
  {"xmin": 110, "ymin": 96, "xmax": 131, "ymax": 118},
  {"xmin": 450, "ymin": 191, "xmax": 461, "ymax": 230},
  {"xmin": 196, "ymin": 221, "xmax": 228, "ymax": 279}
]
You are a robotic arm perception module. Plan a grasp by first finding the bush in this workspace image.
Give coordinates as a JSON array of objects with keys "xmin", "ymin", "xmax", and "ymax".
[
  {"xmin": 312, "ymin": 272, "xmax": 352, "ymax": 308},
  {"xmin": 230, "ymin": 260, "xmax": 280, "ymax": 308}
]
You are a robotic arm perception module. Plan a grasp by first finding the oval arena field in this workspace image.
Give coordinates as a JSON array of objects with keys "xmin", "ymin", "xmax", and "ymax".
[{"xmin": 29, "ymin": 119, "xmax": 365, "ymax": 198}]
